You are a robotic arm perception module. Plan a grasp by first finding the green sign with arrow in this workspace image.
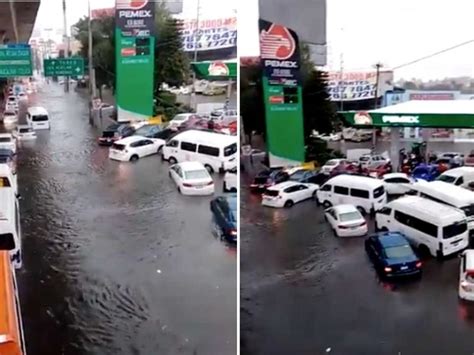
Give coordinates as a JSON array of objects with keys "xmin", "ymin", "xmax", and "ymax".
[{"xmin": 44, "ymin": 58, "xmax": 84, "ymax": 77}]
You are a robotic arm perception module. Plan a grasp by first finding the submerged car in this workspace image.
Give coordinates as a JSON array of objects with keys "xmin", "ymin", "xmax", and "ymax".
[
  {"xmin": 12, "ymin": 125, "xmax": 36, "ymax": 141},
  {"xmin": 98, "ymin": 123, "xmax": 135, "ymax": 146},
  {"xmin": 210, "ymin": 194, "xmax": 237, "ymax": 243},
  {"xmin": 365, "ymin": 231, "xmax": 422, "ymax": 279},
  {"xmin": 250, "ymin": 169, "xmax": 289, "ymax": 192}
]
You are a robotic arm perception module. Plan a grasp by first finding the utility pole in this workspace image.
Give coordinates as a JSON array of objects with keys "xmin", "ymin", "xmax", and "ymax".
[
  {"xmin": 62, "ymin": 0, "xmax": 70, "ymax": 92},
  {"xmin": 190, "ymin": 0, "xmax": 201, "ymax": 111},
  {"xmin": 339, "ymin": 52, "xmax": 344, "ymax": 111},
  {"xmin": 372, "ymin": 62, "xmax": 383, "ymax": 148},
  {"xmin": 88, "ymin": 0, "xmax": 97, "ymax": 99}
]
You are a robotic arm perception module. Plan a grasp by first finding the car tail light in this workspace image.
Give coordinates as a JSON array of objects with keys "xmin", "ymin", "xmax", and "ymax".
[
  {"xmin": 230, "ymin": 229, "xmax": 237, "ymax": 236},
  {"xmin": 206, "ymin": 181, "xmax": 213, "ymax": 186},
  {"xmin": 358, "ymin": 221, "xmax": 366, "ymax": 227},
  {"xmin": 384, "ymin": 267, "xmax": 392, "ymax": 273},
  {"xmin": 183, "ymin": 183, "xmax": 193, "ymax": 187},
  {"xmin": 338, "ymin": 225, "xmax": 349, "ymax": 229},
  {"xmin": 416, "ymin": 261, "xmax": 422, "ymax": 268}
]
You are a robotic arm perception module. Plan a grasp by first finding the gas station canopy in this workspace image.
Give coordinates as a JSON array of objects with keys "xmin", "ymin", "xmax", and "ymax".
[
  {"xmin": 191, "ymin": 60, "xmax": 237, "ymax": 79},
  {"xmin": 342, "ymin": 100, "xmax": 474, "ymax": 128}
]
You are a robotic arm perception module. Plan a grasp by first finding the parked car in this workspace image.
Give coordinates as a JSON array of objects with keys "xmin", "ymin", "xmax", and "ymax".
[
  {"xmin": 368, "ymin": 162, "xmax": 393, "ymax": 178},
  {"xmin": 288, "ymin": 169, "xmax": 329, "ymax": 185},
  {"xmin": 209, "ymin": 108, "xmax": 238, "ymax": 126},
  {"xmin": 411, "ymin": 164, "xmax": 439, "ymax": 182},
  {"xmin": 169, "ymin": 161, "xmax": 215, "ymax": 195},
  {"xmin": 12, "ymin": 125, "xmax": 36, "ymax": 141},
  {"xmin": 382, "ymin": 173, "xmax": 414, "ymax": 195},
  {"xmin": 168, "ymin": 113, "xmax": 200, "ymax": 130},
  {"xmin": 223, "ymin": 167, "xmax": 237, "ymax": 193},
  {"xmin": 202, "ymin": 86, "xmax": 226, "ymax": 96},
  {"xmin": 210, "ymin": 194, "xmax": 237, "ymax": 243},
  {"xmin": 262, "ymin": 181, "xmax": 319, "ymax": 208},
  {"xmin": 134, "ymin": 124, "xmax": 176, "ymax": 142},
  {"xmin": 0, "ymin": 149, "xmax": 16, "ymax": 174},
  {"xmin": 438, "ymin": 152, "xmax": 464, "ymax": 165},
  {"xmin": 250, "ymin": 169, "xmax": 289, "ymax": 192},
  {"xmin": 365, "ymin": 232, "xmax": 422, "ymax": 279},
  {"xmin": 437, "ymin": 167, "xmax": 474, "ymax": 188},
  {"xmin": 459, "ymin": 250, "xmax": 474, "ymax": 301},
  {"xmin": 324, "ymin": 204, "xmax": 368, "ymax": 237},
  {"xmin": 320, "ymin": 159, "xmax": 348, "ymax": 175},
  {"xmin": 0, "ymin": 134, "xmax": 16, "ymax": 154},
  {"xmin": 359, "ymin": 154, "xmax": 390, "ymax": 169},
  {"xmin": 109, "ymin": 136, "xmax": 165, "ymax": 162},
  {"xmin": 2, "ymin": 110, "xmax": 18, "ymax": 124}
]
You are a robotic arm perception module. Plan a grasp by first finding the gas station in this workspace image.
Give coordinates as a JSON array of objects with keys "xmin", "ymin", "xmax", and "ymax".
[{"xmin": 341, "ymin": 100, "xmax": 474, "ymax": 169}]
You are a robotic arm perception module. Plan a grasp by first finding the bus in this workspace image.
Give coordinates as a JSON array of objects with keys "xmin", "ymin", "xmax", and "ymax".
[{"xmin": 0, "ymin": 251, "xmax": 26, "ymax": 354}]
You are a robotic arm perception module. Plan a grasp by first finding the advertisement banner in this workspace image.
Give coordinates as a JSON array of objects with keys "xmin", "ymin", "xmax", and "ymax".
[
  {"xmin": 327, "ymin": 71, "xmax": 394, "ymax": 101},
  {"xmin": 259, "ymin": 19, "xmax": 305, "ymax": 167},
  {"xmin": 181, "ymin": 16, "xmax": 237, "ymax": 52},
  {"xmin": 116, "ymin": 0, "xmax": 155, "ymax": 37},
  {"xmin": 191, "ymin": 61, "xmax": 237, "ymax": 79},
  {"xmin": 115, "ymin": 0, "xmax": 155, "ymax": 122}
]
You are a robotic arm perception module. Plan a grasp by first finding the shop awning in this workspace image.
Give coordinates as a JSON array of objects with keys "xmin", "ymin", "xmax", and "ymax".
[
  {"xmin": 341, "ymin": 100, "xmax": 474, "ymax": 128},
  {"xmin": 191, "ymin": 60, "xmax": 237, "ymax": 79}
]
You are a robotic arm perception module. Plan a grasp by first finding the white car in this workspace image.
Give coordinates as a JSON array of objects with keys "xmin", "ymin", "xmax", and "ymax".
[
  {"xmin": 169, "ymin": 161, "xmax": 215, "ymax": 196},
  {"xmin": 12, "ymin": 125, "xmax": 36, "ymax": 141},
  {"xmin": 6, "ymin": 95, "xmax": 17, "ymax": 106},
  {"xmin": 5, "ymin": 102, "xmax": 18, "ymax": 113},
  {"xmin": 0, "ymin": 134, "xmax": 16, "ymax": 154},
  {"xmin": 320, "ymin": 159, "xmax": 346, "ymax": 174},
  {"xmin": 359, "ymin": 154, "xmax": 390, "ymax": 169},
  {"xmin": 324, "ymin": 204, "xmax": 368, "ymax": 237},
  {"xmin": 262, "ymin": 181, "xmax": 319, "ymax": 208},
  {"xmin": 109, "ymin": 136, "xmax": 165, "ymax": 162},
  {"xmin": 3, "ymin": 110, "xmax": 18, "ymax": 124},
  {"xmin": 382, "ymin": 173, "xmax": 414, "ymax": 195},
  {"xmin": 459, "ymin": 250, "xmax": 474, "ymax": 301},
  {"xmin": 167, "ymin": 113, "xmax": 198, "ymax": 130},
  {"xmin": 223, "ymin": 167, "xmax": 237, "ymax": 193}
]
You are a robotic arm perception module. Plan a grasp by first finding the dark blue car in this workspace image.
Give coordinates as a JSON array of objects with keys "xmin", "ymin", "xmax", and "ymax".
[
  {"xmin": 365, "ymin": 232, "xmax": 422, "ymax": 278},
  {"xmin": 288, "ymin": 170, "xmax": 329, "ymax": 185},
  {"xmin": 210, "ymin": 194, "xmax": 237, "ymax": 243},
  {"xmin": 411, "ymin": 164, "xmax": 439, "ymax": 181}
]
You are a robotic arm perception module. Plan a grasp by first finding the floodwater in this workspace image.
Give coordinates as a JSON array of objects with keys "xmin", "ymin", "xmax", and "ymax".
[
  {"xmin": 14, "ymin": 83, "xmax": 236, "ymax": 355},
  {"xmin": 240, "ymin": 165, "xmax": 474, "ymax": 355}
]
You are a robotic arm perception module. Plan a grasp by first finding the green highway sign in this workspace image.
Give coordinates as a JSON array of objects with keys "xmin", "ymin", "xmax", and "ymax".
[
  {"xmin": 44, "ymin": 58, "xmax": 84, "ymax": 77},
  {"xmin": 0, "ymin": 46, "xmax": 32, "ymax": 77}
]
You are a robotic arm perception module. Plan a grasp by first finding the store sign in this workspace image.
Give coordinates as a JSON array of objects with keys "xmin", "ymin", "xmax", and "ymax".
[
  {"xmin": 259, "ymin": 18, "xmax": 304, "ymax": 167},
  {"xmin": 116, "ymin": 0, "xmax": 155, "ymax": 37},
  {"xmin": 327, "ymin": 71, "xmax": 394, "ymax": 101},
  {"xmin": 181, "ymin": 17, "xmax": 237, "ymax": 52}
]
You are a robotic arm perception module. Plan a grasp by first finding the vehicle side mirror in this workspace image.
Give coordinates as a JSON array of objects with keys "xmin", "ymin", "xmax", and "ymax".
[{"xmin": 16, "ymin": 193, "xmax": 21, "ymax": 200}]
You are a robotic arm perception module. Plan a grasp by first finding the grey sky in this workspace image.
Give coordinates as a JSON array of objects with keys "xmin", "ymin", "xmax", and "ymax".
[{"xmin": 239, "ymin": 0, "xmax": 474, "ymax": 80}]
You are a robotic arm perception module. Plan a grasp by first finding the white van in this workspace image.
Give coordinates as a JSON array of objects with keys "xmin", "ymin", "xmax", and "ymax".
[
  {"xmin": 316, "ymin": 175, "xmax": 387, "ymax": 215},
  {"xmin": 376, "ymin": 196, "xmax": 468, "ymax": 258},
  {"xmin": 459, "ymin": 250, "xmax": 474, "ymax": 301},
  {"xmin": 26, "ymin": 106, "xmax": 50, "ymax": 130},
  {"xmin": 0, "ymin": 189, "xmax": 22, "ymax": 269},
  {"xmin": 0, "ymin": 165, "xmax": 18, "ymax": 196},
  {"xmin": 162, "ymin": 130, "xmax": 237, "ymax": 173},
  {"xmin": 410, "ymin": 180, "xmax": 474, "ymax": 236},
  {"xmin": 437, "ymin": 167, "xmax": 474, "ymax": 188}
]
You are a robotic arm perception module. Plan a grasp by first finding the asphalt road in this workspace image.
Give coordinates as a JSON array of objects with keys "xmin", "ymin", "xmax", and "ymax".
[
  {"xmin": 12, "ymin": 83, "xmax": 236, "ymax": 355},
  {"xmin": 241, "ymin": 167, "xmax": 474, "ymax": 355}
]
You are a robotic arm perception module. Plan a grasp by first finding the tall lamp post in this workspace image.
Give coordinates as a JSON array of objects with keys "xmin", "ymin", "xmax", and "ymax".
[
  {"xmin": 372, "ymin": 62, "xmax": 383, "ymax": 148},
  {"xmin": 62, "ymin": 0, "xmax": 70, "ymax": 92},
  {"xmin": 190, "ymin": 0, "xmax": 201, "ymax": 110}
]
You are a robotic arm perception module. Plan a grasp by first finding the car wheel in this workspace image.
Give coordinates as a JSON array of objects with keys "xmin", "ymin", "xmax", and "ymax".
[
  {"xmin": 284, "ymin": 200, "xmax": 294, "ymax": 208},
  {"xmin": 322, "ymin": 201, "xmax": 332, "ymax": 208},
  {"xmin": 168, "ymin": 157, "xmax": 177, "ymax": 164},
  {"xmin": 177, "ymin": 186, "xmax": 181, "ymax": 193},
  {"xmin": 130, "ymin": 155, "xmax": 139, "ymax": 162},
  {"xmin": 380, "ymin": 227, "xmax": 389, "ymax": 232},
  {"xmin": 204, "ymin": 164, "xmax": 214, "ymax": 173},
  {"xmin": 418, "ymin": 244, "xmax": 431, "ymax": 259}
]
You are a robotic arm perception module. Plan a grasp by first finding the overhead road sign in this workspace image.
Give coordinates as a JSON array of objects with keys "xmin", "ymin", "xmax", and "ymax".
[
  {"xmin": 0, "ymin": 45, "xmax": 32, "ymax": 77},
  {"xmin": 44, "ymin": 58, "xmax": 85, "ymax": 77}
]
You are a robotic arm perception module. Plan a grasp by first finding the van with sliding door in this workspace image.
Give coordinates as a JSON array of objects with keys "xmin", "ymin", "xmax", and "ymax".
[
  {"xmin": 437, "ymin": 167, "xmax": 474, "ymax": 188},
  {"xmin": 0, "ymin": 189, "xmax": 22, "ymax": 269},
  {"xmin": 26, "ymin": 106, "xmax": 50, "ymax": 130},
  {"xmin": 162, "ymin": 129, "xmax": 237, "ymax": 173},
  {"xmin": 316, "ymin": 174, "xmax": 387, "ymax": 215},
  {"xmin": 375, "ymin": 196, "xmax": 468, "ymax": 258},
  {"xmin": 410, "ymin": 180, "xmax": 474, "ymax": 238}
]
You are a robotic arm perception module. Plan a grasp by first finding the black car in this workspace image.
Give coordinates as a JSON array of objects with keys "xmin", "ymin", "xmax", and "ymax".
[
  {"xmin": 210, "ymin": 194, "xmax": 237, "ymax": 243},
  {"xmin": 289, "ymin": 169, "xmax": 329, "ymax": 185},
  {"xmin": 250, "ymin": 169, "xmax": 289, "ymax": 192},
  {"xmin": 98, "ymin": 123, "xmax": 135, "ymax": 146},
  {"xmin": 365, "ymin": 232, "xmax": 422, "ymax": 279}
]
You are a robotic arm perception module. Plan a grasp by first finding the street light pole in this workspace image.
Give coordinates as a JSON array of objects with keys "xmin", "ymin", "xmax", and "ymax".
[
  {"xmin": 88, "ymin": 0, "xmax": 97, "ymax": 99},
  {"xmin": 372, "ymin": 62, "xmax": 383, "ymax": 148},
  {"xmin": 190, "ymin": 0, "xmax": 200, "ymax": 110},
  {"xmin": 62, "ymin": 0, "xmax": 70, "ymax": 92}
]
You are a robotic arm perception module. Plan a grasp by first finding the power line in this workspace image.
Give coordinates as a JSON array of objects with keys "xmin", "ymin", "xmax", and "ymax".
[{"xmin": 392, "ymin": 38, "xmax": 474, "ymax": 70}]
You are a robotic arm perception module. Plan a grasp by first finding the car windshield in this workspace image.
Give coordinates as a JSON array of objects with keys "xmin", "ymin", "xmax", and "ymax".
[
  {"xmin": 224, "ymin": 143, "xmax": 237, "ymax": 157},
  {"xmin": 437, "ymin": 174, "xmax": 456, "ymax": 183},
  {"xmin": 339, "ymin": 211, "xmax": 361, "ymax": 222},
  {"xmin": 136, "ymin": 125, "xmax": 160, "ymax": 135},
  {"xmin": 173, "ymin": 114, "xmax": 188, "ymax": 121},
  {"xmin": 443, "ymin": 221, "xmax": 467, "ymax": 239},
  {"xmin": 112, "ymin": 143, "xmax": 125, "ymax": 151},
  {"xmin": 0, "ymin": 177, "xmax": 11, "ymax": 187},
  {"xmin": 360, "ymin": 156, "xmax": 370, "ymax": 161},
  {"xmin": 0, "ymin": 233, "xmax": 15, "ymax": 251},
  {"xmin": 32, "ymin": 115, "xmax": 48, "ymax": 122},
  {"xmin": 289, "ymin": 170, "xmax": 306, "ymax": 180},
  {"xmin": 4, "ymin": 112, "xmax": 15, "ymax": 116},
  {"xmin": 0, "ymin": 138, "xmax": 11, "ymax": 143},
  {"xmin": 384, "ymin": 244, "xmax": 413, "ymax": 259},
  {"xmin": 19, "ymin": 128, "xmax": 30, "ymax": 133},
  {"xmin": 326, "ymin": 160, "xmax": 338, "ymax": 166},
  {"xmin": 373, "ymin": 186, "xmax": 385, "ymax": 198},
  {"xmin": 184, "ymin": 169, "xmax": 209, "ymax": 180}
]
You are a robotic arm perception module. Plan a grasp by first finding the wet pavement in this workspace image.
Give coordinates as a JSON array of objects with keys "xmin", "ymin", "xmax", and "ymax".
[
  {"xmin": 14, "ymin": 83, "xmax": 236, "ymax": 355},
  {"xmin": 241, "ymin": 166, "xmax": 474, "ymax": 355}
]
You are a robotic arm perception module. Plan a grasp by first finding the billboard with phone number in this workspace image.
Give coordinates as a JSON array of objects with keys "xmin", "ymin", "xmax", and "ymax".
[{"xmin": 181, "ymin": 16, "xmax": 237, "ymax": 52}]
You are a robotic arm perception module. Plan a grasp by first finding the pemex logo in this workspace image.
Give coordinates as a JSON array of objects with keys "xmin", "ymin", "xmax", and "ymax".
[
  {"xmin": 260, "ymin": 24, "xmax": 296, "ymax": 60},
  {"xmin": 116, "ymin": 0, "xmax": 148, "ymax": 10},
  {"xmin": 208, "ymin": 61, "xmax": 229, "ymax": 76}
]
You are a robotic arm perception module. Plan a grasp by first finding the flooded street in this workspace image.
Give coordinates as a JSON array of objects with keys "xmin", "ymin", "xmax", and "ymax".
[
  {"xmin": 241, "ymin": 167, "xmax": 474, "ymax": 355},
  {"xmin": 15, "ymin": 83, "xmax": 236, "ymax": 355}
]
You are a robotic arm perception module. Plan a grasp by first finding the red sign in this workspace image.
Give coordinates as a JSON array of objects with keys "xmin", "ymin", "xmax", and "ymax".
[
  {"xmin": 91, "ymin": 8, "xmax": 114, "ymax": 19},
  {"xmin": 409, "ymin": 93, "xmax": 454, "ymax": 100},
  {"xmin": 260, "ymin": 24, "xmax": 296, "ymax": 60},
  {"xmin": 269, "ymin": 96, "xmax": 284, "ymax": 104},
  {"xmin": 121, "ymin": 48, "xmax": 136, "ymax": 56}
]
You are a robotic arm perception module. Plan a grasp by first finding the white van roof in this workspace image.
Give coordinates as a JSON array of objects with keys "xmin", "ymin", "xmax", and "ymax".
[
  {"xmin": 0, "ymin": 189, "xmax": 15, "ymax": 227},
  {"xmin": 441, "ymin": 167, "xmax": 474, "ymax": 178},
  {"xmin": 27, "ymin": 106, "xmax": 48, "ymax": 115},
  {"xmin": 0, "ymin": 165, "xmax": 13, "ymax": 176},
  {"xmin": 412, "ymin": 180, "xmax": 474, "ymax": 207},
  {"xmin": 171, "ymin": 129, "xmax": 237, "ymax": 147},
  {"xmin": 326, "ymin": 174, "xmax": 383, "ymax": 189},
  {"xmin": 464, "ymin": 250, "xmax": 474, "ymax": 270},
  {"xmin": 388, "ymin": 196, "xmax": 466, "ymax": 224}
]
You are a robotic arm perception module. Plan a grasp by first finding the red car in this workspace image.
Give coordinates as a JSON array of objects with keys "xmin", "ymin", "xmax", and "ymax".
[
  {"xmin": 368, "ymin": 162, "xmax": 393, "ymax": 178},
  {"xmin": 465, "ymin": 152, "xmax": 474, "ymax": 167}
]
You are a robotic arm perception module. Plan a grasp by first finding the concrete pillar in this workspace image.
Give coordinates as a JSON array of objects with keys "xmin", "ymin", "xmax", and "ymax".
[{"xmin": 390, "ymin": 127, "xmax": 400, "ymax": 171}]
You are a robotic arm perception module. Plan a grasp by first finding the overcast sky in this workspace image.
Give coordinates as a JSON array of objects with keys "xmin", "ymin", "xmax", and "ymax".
[{"xmin": 238, "ymin": 0, "xmax": 474, "ymax": 80}]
